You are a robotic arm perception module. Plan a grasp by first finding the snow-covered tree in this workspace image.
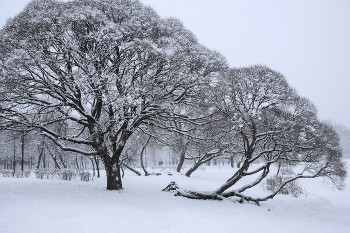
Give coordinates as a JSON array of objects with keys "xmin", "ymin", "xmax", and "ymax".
[
  {"xmin": 325, "ymin": 121, "xmax": 350, "ymax": 158},
  {"xmin": 169, "ymin": 65, "xmax": 346, "ymax": 204},
  {"xmin": 0, "ymin": 0, "xmax": 226, "ymax": 190}
]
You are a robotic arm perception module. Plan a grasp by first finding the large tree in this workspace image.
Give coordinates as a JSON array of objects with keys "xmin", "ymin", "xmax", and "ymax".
[
  {"xmin": 167, "ymin": 65, "xmax": 346, "ymax": 204},
  {"xmin": 0, "ymin": 0, "xmax": 226, "ymax": 190}
]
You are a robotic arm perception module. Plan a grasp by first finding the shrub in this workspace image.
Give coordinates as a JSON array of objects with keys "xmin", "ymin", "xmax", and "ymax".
[
  {"xmin": 79, "ymin": 171, "xmax": 92, "ymax": 182},
  {"xmin": 1, "ymin": 169, "xmax": 14, "ymax": 177},
  {"xmin": 24, "ymin": 169, "xmax": 31, "ymax": 178},
  {"xmin": 263, "ymin": 175, "xmax": 306, "ymax": 197}
]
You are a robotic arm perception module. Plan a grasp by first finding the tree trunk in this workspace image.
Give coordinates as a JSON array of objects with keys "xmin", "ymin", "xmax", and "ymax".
[
  {"xmin": 99, "ymin": 144, "xmax": 124, "ymax": 190},
  {"xmin": 90, "ymin": 157, "xmax": 95, "ymax": 178},
  {"xmin": 230, "ymin": 156, "xmax": 234, "ymax": 168},
  {"xmin": 27, "ymin": 150, "xmax": 30, "ymax": 170},
  {"xmin": 36, "ymin": 146, "xmax": 43, "ymax": 169},
  {"xmin": 122, "ymin": 162, "xmax": 141, "ymax": 176},
  {"xmin": 75, "ymin": 156, "xmax": 79, "ymax": 169},
  {"xmin": 176, "ymin": 151, "xmax": 185, "ymax": 173},
  {"xmin": 13, "ymin": 139, "xmax": 16, "ymax": 173},
  {"xmin": 140, "ymin": 136, "xmax": 151, "ymax": 176},
  {"xmin": 140, "ymin": 154, "xmax": 149, "ymax": 176},
  {"xmin": 185, "ymin": 162, "xmax": 201, "ymax": 177},
  {"xmin": 47, "ymin": 148, "xmax": 61, "ymax": 169},
  {"xmin": 99, "ymin": 127, "xmax": 131, "ymax": 190},
  {"xmin": 81, "ymin": 156, "xmax": 84, "ymax": 169},
  {"xmin": 21, "ymin": 132, "xmax": 24, "ymax": 171},
  {"xmin": 57, "ymin": 152, "xmax": 67, "ymax": 169},
  {"xmin": 214, "ymin": 161, "xmax": 250, "ymax": 195},
  {"xmin": 276, "ymin": 162, "xmax": 281, "ymax": 176},
  {"xmin": 106, "ymin": 163, "xmax": 123, "ymax": 190},
  {"xmin": 94, "ymin": 155, "xmax": 100, "ymax": 178},
  {"xmin": 42, "ymin": 150, "xmax": 46, "ymax": 168}
]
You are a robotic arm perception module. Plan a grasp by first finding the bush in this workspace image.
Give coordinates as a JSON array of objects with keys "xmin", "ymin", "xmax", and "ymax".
[
  {"xmin": 1, "ymin": 169, "xmax": 31, "ymax": 178},
  {"xmin": 33, "ymin": 168, "xmax": 93, "ymax": 181},
  {"xmin": 24, "ymin": 169, "xmax": 31, "ymax": 178},
  {"xmin": 1, "ymin": 169, "xmax": 14, "ymax": 177},
  {"xmin": 34, "ymin": 169, "xmax": 44, "ymax": 179},
  {"xmin": 14, "ymin": 170, "xmax": 24, "ymax": 178},
  {"xmin": 78, "ymin": 171, "xmax": 92, "ymax": 181},
  {"xmin": 60, "ymin": 169, "xmax": 76, "ymax": 181},
  {"xmin": 263, "ymin": 175, "xmax": 306, "ymax": 197}
]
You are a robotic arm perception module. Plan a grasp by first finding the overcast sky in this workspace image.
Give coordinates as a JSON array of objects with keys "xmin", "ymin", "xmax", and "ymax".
[{"xmin": 1, "ymin": 0, "xmax": 350, "ymax": 128}]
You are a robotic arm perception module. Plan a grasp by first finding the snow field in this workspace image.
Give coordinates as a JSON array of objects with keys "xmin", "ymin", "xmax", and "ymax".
[{"xmin": 0, "ymin": 160, "xmax": 349, "ymax": 233}]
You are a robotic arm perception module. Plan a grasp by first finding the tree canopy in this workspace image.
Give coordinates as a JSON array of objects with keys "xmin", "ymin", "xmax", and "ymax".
[
  {"xmin": 171, "ymin": 65, "xmax": 346, "ymax": 203},
  {"xmin": 0, "ymin": 0, "xmax": 226, "ymax": 190}
]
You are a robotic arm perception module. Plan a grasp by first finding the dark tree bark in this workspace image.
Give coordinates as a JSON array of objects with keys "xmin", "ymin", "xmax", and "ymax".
[
  {"xmin": 176, "ymin": 151, "xmax": 185, "ymax": 173},
  {"xmin": 184, "ymin": 149, "xmax": 223, "ymax": 177},
  {"xmin": 94, "ymin": 155, "xmax": 100, "ymax": 178},
  {"xmin": 140, "ymin": 136, "xmax": 151, "ymax": 176},
  {"xmin": 57, "ymin": 153, "xmax": 67, "ymax": 169},
  {"xmin": 122, "ymin": 162, "xmax": 141, "ymax": 176},
  {"xmin": 185, "ymin": 162, "xmax": 201, "ymax": 177},
  {"xmin": 36, "ymin": 146, "xmax": 43, "ymax": 169},
  {"xmin": 276, "ymin": 162, "xmax": 281, "ymax": 176},
  {"xmin": 47, "ymin": 148, "xmax": 61, "ymax": 169},
  {"xmin": 214, "ymin": 160, "xmax": 252, "ymax": 195},
  {"xmin": 4, "ymin": 155, "xmax": 7, "ymax": 169},
  {"xmin": 13, "ymin": 139, "xmax": 16, "ymax": 173},
  {"xmin": 99, "ymin": 129, "xmax": 132, "ymax": 190},
  {"xmin": 75, "ymin": 156, "xmax": 79, "ymax": 170},
  {"xmin": 106, "ymin": 167, "xmax": 122, "ymax": 190},
  {"xmin": 21, "ymin": 132, "xmax": 24, "ymax": 171},
  {"xmin": 89, "ymin": 157, "xmax": 95, "ymax": 178}
]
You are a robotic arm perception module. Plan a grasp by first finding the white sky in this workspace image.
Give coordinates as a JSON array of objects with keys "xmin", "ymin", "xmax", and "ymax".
[{"xmin": 1, "ymin": 0, "xmax": 350, "ymax": 128}]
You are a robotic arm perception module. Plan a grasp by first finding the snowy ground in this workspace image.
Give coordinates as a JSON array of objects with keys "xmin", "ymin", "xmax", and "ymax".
[{"xmin": 0, "ymin": 160, "xmax": 349, "ymax": 233}]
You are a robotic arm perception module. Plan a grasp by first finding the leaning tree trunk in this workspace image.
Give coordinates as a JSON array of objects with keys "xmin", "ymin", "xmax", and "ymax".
[
  {"xmin": 36, "ymin": 147, "xmax": 43, "ymax": 169},
  {"xmin": 214, "ymin": 161, "xmax": 250, "ymax": 195},
  {"xmin": 140, "ymin": 136, "xmax": 151, "ymax": 176},
  {"xmin": 185, "ymin": 162, "xmax": 202, "ymax": 177},
  {"xmin": 122, "ymin": 162, "xmax": 141, "ymax": 176},
  {"xmin": 176, "ymin": 151, "xmax": 185, "ymax": 173},
  {"xmin": 50, "ymin": 152, "xmax": 61, "ymax": 169},
  {"xmin": 57, "ymin": 152, "xmax": 67, "ymax": 169},
  {"xmin": 46, "ymin": 146, "xmax": 61, "ymax": 169}
]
